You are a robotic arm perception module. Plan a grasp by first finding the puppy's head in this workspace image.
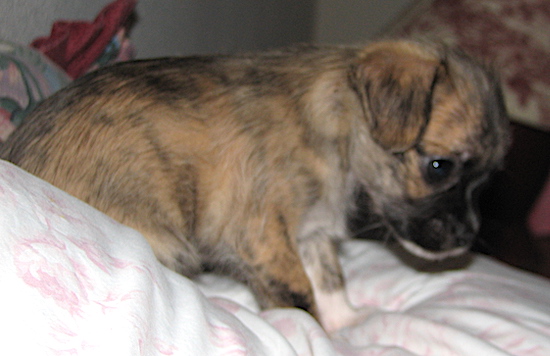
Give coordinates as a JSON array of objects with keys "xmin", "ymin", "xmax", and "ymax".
[{"xmin": 350, "ymin": 40, "xmax": 509, "ymax": 260}]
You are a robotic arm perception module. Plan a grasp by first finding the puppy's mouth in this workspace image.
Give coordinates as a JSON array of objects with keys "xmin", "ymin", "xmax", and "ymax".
[
  {"xmin": 386, "ymin": 214, "xmax": 476, "ymax": 261},
  {"xmin": 396, "ymin": 237, "xmax": 470, "ymax": 261}
]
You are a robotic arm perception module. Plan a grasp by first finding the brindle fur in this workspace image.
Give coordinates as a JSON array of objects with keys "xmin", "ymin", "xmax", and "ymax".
[{"xmin": 0, "ymin": 40, "xmax": 509, "ymax": 330}]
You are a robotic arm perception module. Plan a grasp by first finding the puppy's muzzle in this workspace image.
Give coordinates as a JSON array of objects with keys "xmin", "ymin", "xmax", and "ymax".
[
  {"xmin": 387, "ymin": 179, "xmax": 482, "ymax": 260},
  {"xmin": 402, "ymin": 212, "xmax": 476, "ymax": 260}
]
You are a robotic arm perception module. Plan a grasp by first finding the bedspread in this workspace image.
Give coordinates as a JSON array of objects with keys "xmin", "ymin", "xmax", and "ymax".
[{"xmin": 1, "ymin": 159, "xmax": 549, "ymax": 355}]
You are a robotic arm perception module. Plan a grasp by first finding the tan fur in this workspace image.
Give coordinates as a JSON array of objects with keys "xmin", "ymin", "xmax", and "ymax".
[{"xmin": 0, "ymin": 40, "xmax": 509, "ymax": 330}]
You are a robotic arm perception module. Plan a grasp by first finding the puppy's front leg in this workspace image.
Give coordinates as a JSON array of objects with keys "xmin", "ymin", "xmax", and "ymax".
[{"xmin": 298, "ymin": 235, "xmax": 363, "ymax": 332}]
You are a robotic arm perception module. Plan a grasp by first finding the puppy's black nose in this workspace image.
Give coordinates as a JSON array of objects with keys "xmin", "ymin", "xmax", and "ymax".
[
  {"xmin": 420, "ymin": 215, "xmax": 476, "ymax": 251},
  {"xmin": 445, "ymin": 214, "xmax": 476, "ymax": 248}
]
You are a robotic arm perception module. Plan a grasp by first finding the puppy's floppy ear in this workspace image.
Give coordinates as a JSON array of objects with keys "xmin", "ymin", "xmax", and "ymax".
[{"xmin": 351, "ymin": 41, "xmax": 443, "ymax": 152}]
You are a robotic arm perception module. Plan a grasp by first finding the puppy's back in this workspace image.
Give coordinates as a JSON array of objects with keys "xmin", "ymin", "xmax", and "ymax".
[{"xmin": 0, "ymin": 48, "xmax": 350, "ymax": 274}]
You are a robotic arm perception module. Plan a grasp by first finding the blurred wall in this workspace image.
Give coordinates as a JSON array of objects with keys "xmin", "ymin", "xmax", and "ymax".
[
  {"xmin": 0, "ymin": 0, "xmax": 315, "ymax": 58},
  {"xmin": 314, "ymin": 0, "xmax": 417, "ymax": 44},
  {"xmin": 0, "ymin": 0, "xmax": 415, "ymax": 58}
]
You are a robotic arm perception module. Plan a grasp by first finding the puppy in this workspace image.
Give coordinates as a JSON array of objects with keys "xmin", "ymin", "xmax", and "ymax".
[{"xmin": 0, "ymin": 40, "xmax": 509, "ymax": 331}]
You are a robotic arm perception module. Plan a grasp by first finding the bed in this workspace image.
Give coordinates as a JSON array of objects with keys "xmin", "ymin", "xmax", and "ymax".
[
  {"xmin": 2, "ymin": 158, "xmax": 549, "ymax": 355},
  {"xmin": 1, "ymin": 0, "xmax": 550, "ymax": 355}
]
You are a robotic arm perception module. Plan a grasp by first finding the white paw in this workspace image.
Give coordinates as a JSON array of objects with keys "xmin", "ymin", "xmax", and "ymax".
[{"xmin": 315, "ymin": 289, "xmax": 374, "ymax": 333}]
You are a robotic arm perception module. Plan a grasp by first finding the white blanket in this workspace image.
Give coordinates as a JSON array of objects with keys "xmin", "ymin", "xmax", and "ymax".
[{"xmin": 1, "ymin": 159, "xmax": 549, "ymax": 355}]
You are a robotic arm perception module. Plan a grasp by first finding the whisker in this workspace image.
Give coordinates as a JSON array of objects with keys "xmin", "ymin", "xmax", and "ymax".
[
  {"xmin": 352, "ymin": 221, "xmax": 385, "ymax": 235},
  {"xmin": 381, "ymin": 230, "xmax": 394, "ymax": 245},
  {"xmin": 350, "ymin": 220, "xmax": 389, "ymax": 240}
]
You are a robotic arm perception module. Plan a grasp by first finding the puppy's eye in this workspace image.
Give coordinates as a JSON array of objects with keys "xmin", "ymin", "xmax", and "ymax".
[{"xmin": 424, "ymin": 158, "xmax": 456, "ymax": 184}]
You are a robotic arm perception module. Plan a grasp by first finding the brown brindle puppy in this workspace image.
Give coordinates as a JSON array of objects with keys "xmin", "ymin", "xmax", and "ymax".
[{"xmin": 0, "ymin": 40, "xmax": 509, "ymax": 331}]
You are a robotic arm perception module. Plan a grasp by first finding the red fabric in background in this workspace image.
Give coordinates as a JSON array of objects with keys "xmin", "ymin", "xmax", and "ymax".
[{"xmin": 31, "ymin": 0, "xmax": 137, "ymax": 79}]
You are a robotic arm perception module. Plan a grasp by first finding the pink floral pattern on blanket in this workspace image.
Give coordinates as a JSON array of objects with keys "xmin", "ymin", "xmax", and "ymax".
[
  {"xmin": 14, "ymin": 234, "xmax": 91, "ymax": 316},
  {"xmin": 1, "ymin": 159, "xmax": 550, "ymax": 355},
  {"xmin": 1, "ymin": 167, "xmax": 178, "ymax": 354},
  {"xmin": 0, "ymin": 161, "xmax": 295, "ymax": 355},
  {"xmin": 389, "ymin": 0, "xmax": 550, "ymax": 129}
]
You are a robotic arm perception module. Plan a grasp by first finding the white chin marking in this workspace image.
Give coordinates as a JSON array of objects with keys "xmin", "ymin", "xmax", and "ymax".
[{"xmin": 398, "ymin": 239, "xmax": 469, "ymax": 261}]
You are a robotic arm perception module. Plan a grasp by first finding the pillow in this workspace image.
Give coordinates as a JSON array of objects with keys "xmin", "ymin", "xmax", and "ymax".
[{"xmin": 0, "ymin": 40, "xmax": 71, "ymax": 142}]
